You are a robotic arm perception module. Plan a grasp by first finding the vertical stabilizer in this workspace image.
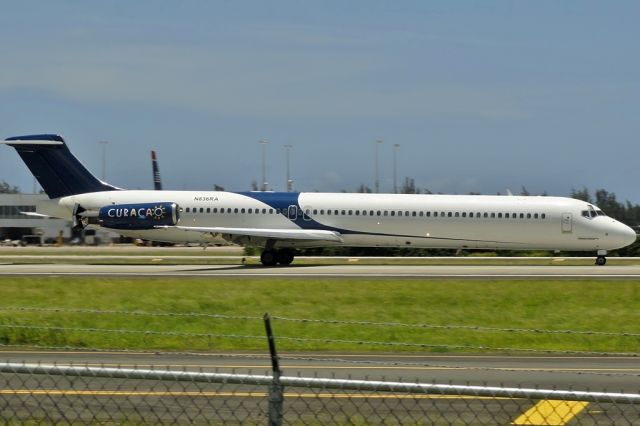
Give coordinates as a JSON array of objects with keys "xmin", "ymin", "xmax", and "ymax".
[
  {"xmin": 151, "ymin": 150, "xmax": 162, "ymax": 190},
  {"xmin": 2, "ymin": 134, "xmax": 120, "ymax": 198}
]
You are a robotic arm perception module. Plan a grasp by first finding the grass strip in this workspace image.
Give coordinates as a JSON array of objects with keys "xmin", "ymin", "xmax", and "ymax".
[{"xmin": 0, "ymin": 277, "xmax": 638, "ymax": 354}]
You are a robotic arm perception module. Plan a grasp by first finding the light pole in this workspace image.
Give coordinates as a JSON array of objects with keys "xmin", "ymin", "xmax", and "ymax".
[
  {"xmin": 259, "ymin": 140, "xmax": 269, "ymax": 191},
  {"xmin": 98, "ymin": 140, "xmax": 109, "ymax": 181},
  {"xmin": 284, "ymin": 144, "xmax": 293, "ymax": 192},
  {"xmin": 393, "ymin": 143, "xmax": 400, "ymax": 194},
  {"xmin": 375, "ymin": 139, "xmax": 383, "ymax": 193}
]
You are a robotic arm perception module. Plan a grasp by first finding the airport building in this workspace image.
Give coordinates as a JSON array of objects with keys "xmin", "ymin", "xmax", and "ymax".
[
  {"xmin": 0, "ymin": 193, "xmax": 117, "ymax": 245},
  {"xmin": 0, "ymin": 193, "xmax": 68, "ymax": 244}
]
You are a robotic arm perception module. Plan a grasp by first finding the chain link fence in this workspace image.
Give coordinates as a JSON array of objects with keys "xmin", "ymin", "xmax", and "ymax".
[{"xmin": 1, "ymin": 362, "xmax": 639, "ymax": 425}]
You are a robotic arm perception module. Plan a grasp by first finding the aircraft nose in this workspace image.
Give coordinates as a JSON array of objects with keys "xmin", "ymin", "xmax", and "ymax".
[{"xmin": 612, "ymin": 222, "xmax": 637, "ymax": 248}]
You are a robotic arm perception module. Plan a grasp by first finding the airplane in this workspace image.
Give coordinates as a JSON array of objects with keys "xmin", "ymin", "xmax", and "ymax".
[{"xmin": 2, "ymin": 134, "xmax": 636, "ymax": 266}]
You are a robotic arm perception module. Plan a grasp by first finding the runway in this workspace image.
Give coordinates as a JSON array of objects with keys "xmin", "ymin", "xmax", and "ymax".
[
  {"xmin": 1, "ymin": 350, "xmax": 638, "ymax": 392},
  {"xmin": 2, "ymin": 262, "xmax": 640, "ymax": 278}
]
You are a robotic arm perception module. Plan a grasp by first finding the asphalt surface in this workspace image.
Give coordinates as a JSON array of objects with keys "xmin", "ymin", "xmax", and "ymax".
[
  {"xmin": 2, "ymin": 263, "xmax": 640, "ymax": 278},
  {"xmin": 1, "ymin": 351, "xmax": 638, "ymax": 392},
  {"xmin": 1, "ymin": 351, "xmax": 638, "ymax": 424}
]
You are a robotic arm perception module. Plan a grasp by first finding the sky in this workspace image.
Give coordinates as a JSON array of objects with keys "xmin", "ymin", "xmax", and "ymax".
[{"xmin": 0, "ymin": 1, "xmax": 638, "ymax": 203}]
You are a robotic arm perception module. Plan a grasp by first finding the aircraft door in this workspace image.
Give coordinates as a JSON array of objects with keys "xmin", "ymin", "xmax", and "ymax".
[
  {"xmin": 561, "ymin": 212, "xmax": 572, "ymax": 233},
  {"xmin": 287, "ymin": 205, "xmax": 298, "ymax": 220}
]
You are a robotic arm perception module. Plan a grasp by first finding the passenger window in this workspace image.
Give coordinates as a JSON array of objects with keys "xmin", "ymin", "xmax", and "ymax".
[
  {"xmin": 469, "ymin": 212, "xmax": 473, "ymax": 218},
  {"xmin": 484, "ymin": 213, "xmax": 488, "ymax": 218},
  {"xmin": 462, "ymin": 212, "xmax": 466, "ymax": 218},
  {"xmin": 542, "ymin": 213, "xmax": 546, "ymax": 219},
  {"xmin": 348, "ymin": 210, "xmax": 353, "ymax": 215},
  {"xmin": 213, "ymin": 208, "xmax": 218, "ymax": 213},
  {"xmin": 269, "ymin": 209, "xmax": 273, "ymax": 214},
  {"xmin": 335, "ymin": 210, "xmax": 339, "ymax": 215},
  {"xmin": 206, "ymin": 208, "xmax": 211, "ymax": 213},
  {"xmin": 391, "ymin": 211, "xmax": 396, "ymax": 216},
  {"xmin": 526, "ymin": 213, "xmax": 531, "ymax": 219},
  {"xmin": 504, "ymin": 213, "xmax": 509, "ymax": 218},
  {"xmin": 498, "ymin": 213, "xmax": 502, "ymax": 218},
  {"xmin": 355, "ymin": 210, "xmax": 360, "ymax": 216},
  {"xmin": 185, "ymin": 207, "xmax": 190, "ymax": 213},
  {"xmin": 384, "ymin": 211, "xmax": 388, "ymax": 216},
  {"xmin": 534, "ymin": 213, "xmax": 539, "ymax": 219},
  {"xmin": 519, "ymin": 213, "xmax": 524, "ymax": 219},
  {"xmin": 454, "ymin": 212, "xmax": 459, "ymax": 217},
  {"xmin": 412, "ymin": 211, "xmax": 417, "ymax": 217},
  {"xmin": 419, "ymin": 212, "xmax": 424, "ymax": 217}
]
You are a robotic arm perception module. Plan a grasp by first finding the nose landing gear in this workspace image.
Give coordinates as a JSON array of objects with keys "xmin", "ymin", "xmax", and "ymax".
[{"xmin": 595, "ymin": 250, "xmax": 607, "ymax": 266}]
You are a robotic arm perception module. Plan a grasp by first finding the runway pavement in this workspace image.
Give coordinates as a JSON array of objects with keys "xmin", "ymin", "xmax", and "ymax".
[
  {"xmin": 2, "ymin": 262, "xmax": 640, "ymax": 278},
  {"xmin": 1, "ymin": 350, "xmax": 638, "ymax": 392}
]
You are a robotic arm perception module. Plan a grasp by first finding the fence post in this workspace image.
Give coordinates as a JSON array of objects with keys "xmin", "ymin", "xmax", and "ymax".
[{"xmin": 264, "ymin": 313, "xmax": 283, "ymax": 426}]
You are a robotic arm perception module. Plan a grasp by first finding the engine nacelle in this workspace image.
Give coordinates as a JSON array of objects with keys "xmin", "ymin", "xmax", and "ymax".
[{"xmin": 98, "ymin": 202, "xmax": 179, "ymax": 230}]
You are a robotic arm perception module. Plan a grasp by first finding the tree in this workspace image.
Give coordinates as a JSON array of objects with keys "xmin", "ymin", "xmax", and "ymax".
[
  {"xmin": 356, "ymin": 184, "xmax": 372, "ymax": 193},
  {"xmin": 571, "ymin": 187, "xmax": 592, "ymax": 203},
  {"xmin": 400, "ymin": 177, "xmax": 420, "ymax": 194},
  {"xmin": 0, "ymin": 180, "xmax": 19, "ymax": 194}
]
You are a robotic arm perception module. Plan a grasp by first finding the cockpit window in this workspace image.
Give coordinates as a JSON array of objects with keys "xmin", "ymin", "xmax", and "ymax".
[{"xmin": 583, "ymin": 205, "xmax": 607, "ymax": 219}]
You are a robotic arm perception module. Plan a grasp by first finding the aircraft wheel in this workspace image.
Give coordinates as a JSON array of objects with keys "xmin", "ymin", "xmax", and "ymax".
[
  {"xmin": 595, "ymin": 256, "xmax": 607, "ymax": 266},
  {"xmin": 277, "ymin": 249, "xmax": 295, "ymax": 265},
  {"xmin": 260, "ymin": 250, "xmax": 278, "ymax": 266}
]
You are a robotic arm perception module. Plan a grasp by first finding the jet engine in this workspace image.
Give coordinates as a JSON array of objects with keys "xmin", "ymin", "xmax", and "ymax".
[{"xmin": 97, "ymin": 202, "xmax": 179, "ymax": 230}]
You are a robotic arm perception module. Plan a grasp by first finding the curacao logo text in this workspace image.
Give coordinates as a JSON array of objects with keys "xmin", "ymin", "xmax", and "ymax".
[{"xmin": 107, "ymin": 205, "xmax": 166, "ymax": 220}]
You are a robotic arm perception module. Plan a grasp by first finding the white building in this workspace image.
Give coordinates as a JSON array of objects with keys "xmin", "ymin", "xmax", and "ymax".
[
  {"xmin": 0, "ymin": 193, "xmax": 70, "ymax": 243},
  {"xmin": 0, "ymin": 193, "xmax": 118, "ymax": 244}
]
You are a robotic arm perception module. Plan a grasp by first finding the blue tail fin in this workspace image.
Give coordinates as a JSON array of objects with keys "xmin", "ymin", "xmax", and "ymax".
[
  {"xmin": 151, "ymin": 150, "xmax": 162, "ymax": 190},
  {"xmin": 3, "ymin": 134, "xmax": 120, "ymax": 198}
]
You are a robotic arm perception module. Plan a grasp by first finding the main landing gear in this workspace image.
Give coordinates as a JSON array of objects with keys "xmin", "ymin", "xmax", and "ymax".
[
  {"xmin": 595, "ymin": 250, "xmax": 607, "ymax": 266},
  {"xmin": 260, "ymin": 248, "xmax": 295, "ymax": 266}
]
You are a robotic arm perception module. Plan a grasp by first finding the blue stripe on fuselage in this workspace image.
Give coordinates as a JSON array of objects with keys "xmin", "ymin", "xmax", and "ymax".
[{"xmin": 235, "ymin": 191, "xmax": 355, "ymax": 234}]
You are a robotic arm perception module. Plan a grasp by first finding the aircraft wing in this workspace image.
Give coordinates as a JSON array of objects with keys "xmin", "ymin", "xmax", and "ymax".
[{"xmin": 157, "ymin": 226, "xmax": 344, "ymax": 242}]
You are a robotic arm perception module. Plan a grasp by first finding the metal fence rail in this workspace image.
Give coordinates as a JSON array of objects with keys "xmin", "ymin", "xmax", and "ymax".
[{"xmin": 1, "ymin": 362, "xmax": 639, "ymax": 425}]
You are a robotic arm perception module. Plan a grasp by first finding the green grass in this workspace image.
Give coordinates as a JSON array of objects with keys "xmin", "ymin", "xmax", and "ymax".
[{"xmin": 0, "ymin": 277, "xmax": 639, "ymax": 354}]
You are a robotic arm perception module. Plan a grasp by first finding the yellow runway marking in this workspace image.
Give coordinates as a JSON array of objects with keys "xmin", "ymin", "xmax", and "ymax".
[{"xmin": 512, "ymin": 400, "xmax": 588, "ymax": 425}]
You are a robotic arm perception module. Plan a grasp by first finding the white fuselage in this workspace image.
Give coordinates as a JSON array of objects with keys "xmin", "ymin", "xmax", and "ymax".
[{"xmin": 42, "ymin": 190, "xmax": 636, "ymax": 252}]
